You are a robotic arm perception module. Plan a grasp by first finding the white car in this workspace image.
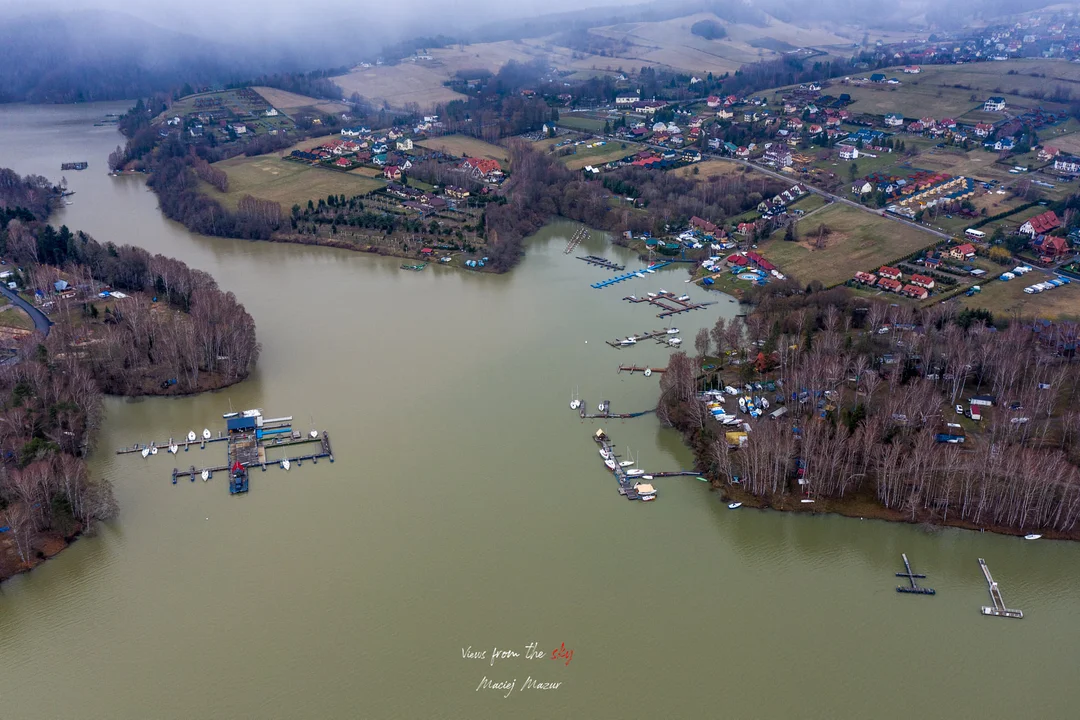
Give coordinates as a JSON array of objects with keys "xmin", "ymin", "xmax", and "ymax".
[{"xmin": 956, "ymin": 404, "xmax": 963, "ymax": 414}]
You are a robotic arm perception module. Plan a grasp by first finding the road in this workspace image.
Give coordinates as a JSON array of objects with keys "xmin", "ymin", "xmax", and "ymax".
[{"xmin": 0, "ymin": 284, "xmax": 52, "ymax": 336}]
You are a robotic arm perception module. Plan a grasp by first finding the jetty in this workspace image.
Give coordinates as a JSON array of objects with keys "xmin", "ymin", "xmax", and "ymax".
[
  {"xmin": 617, "ymin": 365, "xmax": 666, "ymax": 375},
  {"xmin": 978, "ymin": 558, "xmax": 1023, "ymax": 618},
  {"xmin": 564, "ymin": 225, "xmax": 589, "ymax": 254},
  {"xmin": 576, "ymin": 399, "xmax": 654, "ymax": 420},
  {"xmin": 591, "ymin": 261, "xmax": 674, "ymax": 289},
  {"xmin": 61, "ymin": 161, "xmax": 88, "ymax": 171},
  {"xmin": 592, "ymin": 430, "xmax": 697, "ymax": 501},
  {"xmin": 577, "ymin": 255, "xmax": 625, "ymax": 271},
  {"xmin": 118, "ymin": 410, "xmax": 335, "ymax": 493},
  {"xmin": 895, "ymin": 554, "xmax": 935, "ymax": 595},
  {"xmin": 605, "ymin": 329, "xmax": 677, "ymax": 348},
  {"xmin": 624, "ymin": 291, "xmax": 716, "ymax": 318}
]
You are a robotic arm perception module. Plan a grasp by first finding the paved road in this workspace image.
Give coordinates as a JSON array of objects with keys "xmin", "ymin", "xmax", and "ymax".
[{"xmin": 0, "ymin": 284, "xmax": 51, "ymax": 336}]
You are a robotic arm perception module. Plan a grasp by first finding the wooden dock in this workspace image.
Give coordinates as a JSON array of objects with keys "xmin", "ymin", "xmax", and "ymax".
[
  {"xmin": 979, "ymin": 558, "xmax": 1023, "ymax": 618},
  {"xmin": 577, "ymin": 255, "xmax": 625, "ymax": 271},
  {"xmin": 617, "ymin": 365, "xmax": 666, "ymax": 375},
  {"xmin": 116, "ymin": 433, "xmax": 228, "ymax": 455},
  {"xmin": 895, "ymin": 553, "xmax": 935, "ymax": 595},
  {"xmin": 623, "ymin": 291, "xmax": 716, "ymax": 318},
  {"xmin": 576, "ymin": 398, "xmax": 653, "ymax": 419},
  {"xmin": 564, "ymin": 225, "xmax": 589, "ymax": 254},
  {"xmin": 605, "ymin": 329, "xmax": 677, "ymax": 348}
]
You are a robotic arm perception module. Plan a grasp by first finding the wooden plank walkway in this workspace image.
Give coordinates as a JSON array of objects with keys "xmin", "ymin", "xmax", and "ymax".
[
  {"xmin": 605, "ymin": 328, "xmax": 677, "ymax": 348},
  {"xmin": 979, "ymin": 558, "xmax": 1023, "ymax": 618},
  {"xmin": 623, "ymin": 291, "xmax": 715, "ymax": 318},
  {"xmin": 577, "ymin": 255, "xmax": 624, "ymax": 271}
]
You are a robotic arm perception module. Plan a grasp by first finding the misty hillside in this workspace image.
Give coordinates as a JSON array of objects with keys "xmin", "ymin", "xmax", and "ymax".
[{"xmin": 0, "ymin": 11, "xmax": 287, "ymax": 103}]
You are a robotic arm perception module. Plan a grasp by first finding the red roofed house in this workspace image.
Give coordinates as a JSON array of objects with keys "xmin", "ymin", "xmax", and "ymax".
[
  {"xmin": 1031, "ymin": 235, "xmax": 1070, "ymax": 259},
  {"xmin": 745, "ymin": 250, "xmax": 776, "ymax": 271},
  {"xmin": 910, "ymin": 274, "xmax": 935, "ymax": 289},
  {"xmin": 736, "ymin": 222, "xmax": 756, "ymax": 235},
  {"xmin": 334, "ymin": 157, "xmax": 351, "ymax": 168},
  {"xmin": 902, "ymin": 284, "xmax": 929, "ymax": 300},
  {"xmin": 707, "ymin": 96, "xmax": 721, "ymax": 108},
  {"xmin": 950, "ymin": 243, "xmax": 977, "ymax": 260},
  {"xmin": 726, "ymin": 254, "xmax": 749, "ymax": 267},
  {"xmin": 690, "ymin": 216, "xmax": 718, "ymax": 234},
  {"xmin": 854, "ymin": 271, "xmax": 878, "ymax": 286},
  {"xmin": 1038, "ymin": 146, "xmax": 1061, "ymax": 161},
  {"xmin": 461, "ymin": 157, "xmax": 503, "ymax": 180},
  {"xmin": 878, "ymin": 266, "xmax": 902, "ymax": 280},
  {"xmin": 878, "ymin": 277, "xmax": 903, "ymax": 293},
  {"xmin": 384, "ymin": 165, "xmax": 402, "ymax": 181},
  {"xmin": 974, "ymin": 123, "xmax": 993, "ymax": 138},
  {"xmin": 1020, "ymin": 210, "xmax": 1061, "ymax": 236}
]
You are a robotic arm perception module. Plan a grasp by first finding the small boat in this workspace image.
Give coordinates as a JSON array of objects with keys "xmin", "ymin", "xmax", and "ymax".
[
  {"xmin": 761, "ymin": 397, "xmax": 770, "ymax": 409},
  {"xmin": 738, "ymin": 397, "xmax": 747, "ymax": 413},
  {"xmin": 666, "ymin": 328, "xmax": 679, "ymax": 334},
  {"xmin": 201, "ymin": 469, "xmax": 209, "ymax": 481},
  {"xmin": 150, "ymin": 445, "xmax": 158, "ymax": 455},
  {"xmin": 400, "ymin": 263, "xmax": 427, "ymax": 271},
  {"xmin": 697, "ymin": 476, "xmax": 708, "ymax": 482},
  {"xmin": 643, "ymin": 475, "xmax": 653, "ymax": 480},
  {"xmin": 640, "ymin": 494, "xmax": 656, "ymax": 501},
  {"xmin": 658, "ymin": 288, "xmax": 667, "ymax": 294},
  {"xmin": 677, "ymin": 294, "xmax": 690, "ymax": 301},
  {"xmin": 643, "ymin": 368, "xmax": 652, "ymax": 377},
  {"xmin": 187, "ymin": 430, "xmax": 197, "ymax": 442},
  {"xmin": 599, "ymin": 448, "xmax": 610, "ymax": 459},
  {"xmin": 282, "ymin": 458, "xmax": 291, "ymax": 471},
  {"xmin": 169, "ymin": 443, "xmax": 178, "ymax": 454},
  {"xmin": 668, "ymin": 337, "xmax": 682, "ymax": 346},
  {"xmin": 309, "ymin": 429, "xmax": 318, "ymax": 438},
  {"xmin": 604, "ymin": 458, "xmax": 616, "ymax": 471},
  {"xmin": 202, "ymin": 428, "xmax": 211, "ymax": 439},
  {"xmin": 647, "ymin": 292, "xmax": 658, "ymax": 298},
  {"xmin": 619, "ymin": 337, "xmax": 637, "ymax": 346},
  {"xmin": 619, "ymin": 449, "xmax": 635, "ymax": 468},
  {"xmin": 801, "ymin": 498, "xmax": 815, "ymax": 504},
  {"xmin": 635, "ymin": 272, "xmax": 645, "ymax": 278},
  {"xmin": 728, "ymin": 502, "xmax": 742, "ymax": 509},
  {"xmin": 645, "ymin": 267, "xmax": 655, "ymax": 274},
  {"xmin": 1025, "ymin": 534, "xmax": 1042, "ymax": 540},
  {"xmin": 141, "ymin": 447, "xmax": 150, "ymax": 458},
  {"xmin": 626, "ymin": 469, "xmax": 645, "ymax": 477},
  {"xmin": 222, "ymin": 412, "xmax": 239, "ymax": 419}
]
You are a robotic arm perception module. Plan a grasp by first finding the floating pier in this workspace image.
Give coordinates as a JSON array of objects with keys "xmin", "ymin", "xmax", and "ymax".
[
  {"xmin": 577, "ymin": 255, "xmax": 625, "ymax": 271},
  {"xmin": 591, "ymin": 261, "xmax": 673, "ymax": 289},
  {"xmin": 61, "ymin": 161, "xmax": 88, "ymax": 171},
  {"xmin": 617, "ymin": 365, "xmax": 666, "ymax": 375},
  {"xmin": 624, "ymin": 291, "xmax": 716, "ymax": 318},
  {"xmin": 978, "ymin": 558, "xmax": 1023, "ymax": 618},
  {"xmin": 895, "ymin": 554, "xmax": 935, "ymax": 595},
  {"xmin": 564, "ymin": 225, "xmax": 589, "ymax": 254},
  {"xmin": 576, "ymin": 398, "xmax": 654, "ymax": 419},
  {"xmin": 605, "ymin": 328, "xmax": 678, "ymax": 348},
  {"xmin": 591, "ymin": 431, "xmax": 697, "ymax": 502}
]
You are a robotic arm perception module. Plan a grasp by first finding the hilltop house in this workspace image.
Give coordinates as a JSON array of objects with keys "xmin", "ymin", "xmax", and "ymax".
[
  {"xmin": 1020, "ymin": 210, "xmax": 1061, "ymax": 236},
  {"xmin": 984, "ymin": 96, "xmax": 1007, "ymax": 112}
]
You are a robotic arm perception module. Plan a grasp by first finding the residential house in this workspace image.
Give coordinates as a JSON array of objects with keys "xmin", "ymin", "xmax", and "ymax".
[
  {"xmin": 383, "ymin": 165, "xmax": 402, "ymax": 181},
  {"xmin": 1019, "ymin": 210, "xmax": 1061, "ymax": 236},
  {"xmin": 984, "ymin": 96, "xmax": 1007, "ymax": 112},
  {"xmin": 902, "ymin": 284, "xmax": 929, "ymax": 299},
  {"xmin": 717, "ymin": 108, "xmax": 734, "ymax": 120},
  {"xmin": 265, "ymin": 108, "xmax": 279, "ymax": 117},
  {"xmin": 706, "ymin": 96, "xmax": 722, "ymax": 108},
  {"xmin": 334, "ymin": 157, "xmax": 351, "ymax": 168},
  {"xmin": 634, "ymin": 100, "xmax": 667, "ymax": 114},
  {"xmin": 690, "ymin": 216, "xmax": 719, "ymax": 234},
  {"xmin": 878, "ymin": 266, "xmax": 902, "ymax": 280},
  {"xmin": 870, "ymin": 73, "xmax": 887, "ymax": 83},
  {"xmin": 877, "ymin": 277, "xmax": 903, "ymax": 293},
  {"xmin": 763, "ymin": 148, "xmax": 793, "ymax": 168},
  {"xmin": 807, "ymin": 123, "xmax": 823, "ymax": 135},
  {"xmin": 950, "ymin": 242, "xmax": 977, "ymax": 260},
  {"xmin": 903, "ymin": 65, "xmax": 921, "ymax": 73},
  {"xmin": 853, "ymin": 271, "xmax": 878, "ymax": 286},
  {"xmin": 616, "ymin": 94, "xmax": 640, "ymax": 106},
  {"xmin": 1054, "ymin": 156, "xmax": 1080, "ymax": 173},
  {"xmin": 884, "ymin": 113, "xmax": 904, "ymax": 127},
  {"xmin": 228, "ymin": 123, "xmax": 247, "ymax": 135},
  {"xmin": 396, "ymin": 138, "xmax": 414, "ymax": 151},
  {"xmin": 970, "ymin": 394, "xmax": 996, "ymax": 407},
  {"xmin": 461, "ymin": 157, "xmax": 503, "ymax": 181},
  {"xmin": 838, "ymin": 144, "xmax": 859, "ymax": 160},
  {"xmin": 1039, "ymin": 146, "xmax": 1061, "ymax": 161},
  {"xmin": 1031, "ymin": 235, "xmax": 1071, "ymax": 259},
  {"xmin": 736, "ymin": 146, "xmax": 750, "ymax": 158},
  {"xmin": 745, "ymin": 251, "xmax": 776, "ymax": 271},
  {"xmin": 974, "ymin": 123, "xmax": 994, "ymax": 137},
  {"xmin": 445, "ymin": 186, "xmax": 470, "ymax": 200},
  {"xmin": 910, "ymin": 274, "xmax": 935, "ymax": 289}
]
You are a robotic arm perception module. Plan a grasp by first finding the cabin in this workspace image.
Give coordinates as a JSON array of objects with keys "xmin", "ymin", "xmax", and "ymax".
[{"xmin": 970, "ymin": 394, "xmax": 996, "ymax": 407}]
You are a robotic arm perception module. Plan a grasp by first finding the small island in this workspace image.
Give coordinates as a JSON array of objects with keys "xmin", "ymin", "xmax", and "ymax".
[{"xmin": 0, "ymin": 168, "xmax": 260, "ymax": 582}]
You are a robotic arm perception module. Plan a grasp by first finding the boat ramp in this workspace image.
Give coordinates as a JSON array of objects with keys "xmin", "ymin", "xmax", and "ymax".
[
  {"xmin": 116, "ymin": 410, "xmax": 334, "ymax": 493},
  {"xmin": 978, "ymin": 558, "xmax": 1023, "ymax": 618},
  {"xmin": 624, "ymin": 291, "xmax": 716, "ymax": 318},
  {"xmin": 577, "ymin": 255, "xmax": 625, "ymax": 271},
  {"xmin": 590, "ymin": 261, "xmax": 673, "ymax": 289}
]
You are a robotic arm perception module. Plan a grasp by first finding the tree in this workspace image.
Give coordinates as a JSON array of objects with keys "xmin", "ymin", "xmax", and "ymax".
[{"xmin": 784, "ymin": 223, "xmax": 797, "ymax": 242}]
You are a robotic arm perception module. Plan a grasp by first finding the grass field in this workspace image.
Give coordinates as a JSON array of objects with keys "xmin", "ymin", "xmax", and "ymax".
[
  {"xmin": 562, "ymin": 140, "xmax": 641, "ymax": 170},
  {"xmin": 557, "ymin": 115, "xmax": 607, "ymax": 132},
  {"xmin": 250, "ymin": 87, "xmax": 348, "ymax": 115},
  {"xmin": 0, "ymin": 304, "xmax": 33, "ymax": 331},
  {"xmin": 671, "ymin": 159, "xmax": 744, "ymax": 178},
  {"xmin": 417, "ymin": 135, "xmax": 508, "ymax": 162},
  {"xmin": 760, "ymin": 204, "xmax": 940, "ymax": 285},
  {"xmin": 958, "ymin": 275, "xmax": 1080, "ymax": 320},
  {"xmin": 209, "ymin": 155, "xmax": 385, "ymax": 209}
]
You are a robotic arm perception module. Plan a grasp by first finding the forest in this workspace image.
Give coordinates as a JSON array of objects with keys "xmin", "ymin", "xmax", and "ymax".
[{"xmin": 658, "ymin": 293, "xmax": 1080, "ymax": 537}]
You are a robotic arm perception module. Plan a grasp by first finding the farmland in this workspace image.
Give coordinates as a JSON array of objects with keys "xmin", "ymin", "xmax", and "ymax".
[
  {"xmin": 417, "ymin": 135, "xmax": 509, "ymax": 162},
  {"xmin": 760, "ymin": 204, "xmax": 940, "ymax": 286},
  {"xmin": 671, "ymin": 159, "xmax": 744, "ymax": 179},
  {"xmin": 958, "ymin": 274, "xmax": 1080, "ymax": 320},
  {"xmin": 157, "ymin": 89, "xmax": 295, "ymax": 135},
  {"xmin": 250, "ymin": 87, "xmax": 349, "ymax": 115},
  {"xmin": 206, "ymin": 154, "xmax": 385, "ymax": 209}
]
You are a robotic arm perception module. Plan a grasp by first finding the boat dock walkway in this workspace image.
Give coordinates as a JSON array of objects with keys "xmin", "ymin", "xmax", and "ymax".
[
  {"xmin": 576, "ymin": 399, "xmax": 654, "ymax": 419},
  {"xmin": 979, "ymin": 558, "xmax": 1023, "ymax": 618},
  {"xmin": 605, "ymin": 329, "xmax": 677, "ymax": 348},
  {"xmin": 592, "ymin": 431, "xmax": 697, "ymax": 502},
  {"xmin": 171, "ymin": 432, "xmax": 334, "ymax": 485},
  {"xmin": 623, "ymin": 291, "xmax": 716, "ymax": 318},
  {"xmin": 116, "ymin": 433, "xmax": 229, "ymax": 455},
  {"xmin": 896, "ymin": 554, "xmax": 935, "ymax": 595},
  {"xmin": 591, "ymin": 261, "xmax": 673, "ymax": 289},
  {"xmin": 617, "ymin": 365, "xmax": 667, "ymax": 375},
  {"xmin": 564, "ymin": 226, "xmax": 589, "ymax": 254},
  {"xmin": 577, "ymin": 255, "xmax": 625, "ymax": 271}
]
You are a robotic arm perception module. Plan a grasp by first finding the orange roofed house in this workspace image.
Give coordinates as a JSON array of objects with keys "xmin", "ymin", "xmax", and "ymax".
[{"xmin": 461, "ymin": 157, "xmax": 503, "ymax": 181}]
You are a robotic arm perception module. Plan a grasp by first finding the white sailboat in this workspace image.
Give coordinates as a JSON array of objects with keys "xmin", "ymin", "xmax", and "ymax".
[
  {"xmin": 1025, "ymin": 534, "xmax": 1042, "ymax": 540},
  {"xmin": 599, "ymin": 447, "xmax": 610, "ymax": 460},
  {"xmin": 668, "ymin": 337, "xmax": 682, "ymax": 346},
  {"xmin": 619, "ymin": 448, "xmax": 635, "ymax": 468},
  {"xmin": 626, "ymin": 468, "xmax": 645, "ymax": 477},
  {"xmin": 728, "ymin": 502, "xmax": 742, "ymax": 509},
  {"xmin": 141, "ymin": 447, "xmax": 150, "ymax": 458},
  {"xmin": 677, "ymin": 294, "xmax": 690, "ymax": 301},
  {"xmin": 201, "ymin": 469, "xmax": 209, "ymax": 481},
  {"xmin": 281, "ymin": 457, "xmax": 290, "ymax": 471},
  {"xmin": 150, "ymin": 445, "xmax": 158, "ymax": 455},
  {"xmin": 570, "ymin": 387, "xmax": 581, "ymax": 410},
  {"xmin": 169, "ymin": 442, "xmax": 178, "ymax": 454},
  {"xmin": 187, "ymin": 430, "xmax": 197, "ymax": 442},
  {"xmin": 604, "ymin": 458, "xmax": 616, "ymax": 471},
  {"xmin": 202, "ymin": 428, "xmax": 211, "ymax": 440},
  {"xmin": 666, "ymin": 328, "xmax": 679, "ymax": 334}
]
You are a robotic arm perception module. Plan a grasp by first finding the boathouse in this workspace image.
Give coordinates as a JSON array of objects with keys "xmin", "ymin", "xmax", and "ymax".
[{"xmin": 227, "ymin": 416, "xmax": 258, "ymax": 434}]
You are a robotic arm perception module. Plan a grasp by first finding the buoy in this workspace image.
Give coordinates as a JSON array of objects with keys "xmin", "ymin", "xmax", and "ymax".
[{"xmin": 585, "ymin": 340, "xmax": 588, "ymax": 344}]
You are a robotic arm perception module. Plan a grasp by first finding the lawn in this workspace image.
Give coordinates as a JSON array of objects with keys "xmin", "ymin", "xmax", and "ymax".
[
  {"xmin": 0, "ymin": 304, "xmax": 34, "ymax": 331},
  {"xmin": 759, "ymin": 204, "xmax": 940, "ymax": 286},
  {"xmin": 208, "ymin": 155, "xmax": 385, "ymax": 209},
  {"xmin": 416, "ymin": 135, "xmax": 508, "ymax": 162},
  {"xmin": 562, "ymin": 140, "xmax": 641, "ymax": 170},
  {"xmin": 557, "ymin": 115, "xmax": 607, "ymax": 132},
  {"xmin": 957, "ymin": 274, "xmax": 1080, "ymax": 320},
  {"xmin": 671, "ymin": 159, "xmax": 745, "ymax": 179}
]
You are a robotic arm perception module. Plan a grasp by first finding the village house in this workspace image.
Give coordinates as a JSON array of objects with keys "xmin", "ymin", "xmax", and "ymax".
[
  {"xmin": 950, "ymin": 242, "xmax": 977, "ymax": 260},
  {"xmin": 1020, "ymin": 210, "xmax": 1061, "ymax": 236},
  {"xmin": 878, "ymin": 266, "xmax": 902, "ymax": 280},
  {"xmin": 1039, "ymin": 146, "xmax": 1061, "ymax": 161},
  {"xmin": 383, "ymin": 165, "xmax": 402, "ymax": 181},
  {"xmin": 445, "ymin": 186, "xmax": 470, "ymax": 200},
  {"xmin": 396, "ymin": 138, "xmax": 413, "ymax": 151},
  {"xmin": 690, "ymin": 216, "xmax": 719, "ymax": 235},
  {"xmin": 854, "ymin": 271, "xmax": 878, "ymax": 286},
  {"xmin": 910, "ymin": 273, "xmax": 935, "ymax": 289},
  {"xmin": 228, "ymin": 123, "xmax": 247, "ymax": 135},
  {"xmin": 265, "ymin": 108, "xmax": 279, "ymax": 117},
  {"xmin": 902, "ymin": 284, "xmax": 929, "ymax": 300},
  {"xmin": 1054, "ymin": 156, "xmax": 1080, "ymax": 173},
  {"xmin": 838, "ymin": 144, "xmax": 859, "ymax": 161},
  {"xmin": 877, "ymin": 277, "xmax": 903, "ymax": 293},
  {"xmin": 616, "ymin": 94, "xmax": 641, "ymax": 106},
  {"xmin": 634, "ymin": 100, "xmax": 667, "ymax": 114},
  {"xmin": 974, "ymin": 123, "xmax": 994, "ymax": 138},
  {"xmin": 870, "ymin": 73, "xmax": 887, "ymax": 83},
  {"xmin": 334, "ymin": 157, "xmax": 351, "ymax": 168},
  {"xmin": 706, "ymin": 96, "xmax": 722, "ymax": 108},
  {"xmin": 717, "ymin": 108, "xmax": 735, "ymax": 119},
  {"xmin": 984, "ymin": 96, "xmax": 1007, "ymax": 112},
  {"xmin": 736, "ymin": 146, "xmax": 750, "ymax": 158},
  {"xmin": 1031, "ymin": 235, "xmax": 1071, "ymax": 259},
  {"xmin": 884, "ymin": 113, "xmax": 904, "ymax": 127},
  {"xmin": 461, "ymin": 157, "xmax": 503, "ymax": 181},
  {"xmin": 903, "ymin": 65, "xmax": 921, "ymax": 73},
  {"xmin": 763, "ymin": 147, "xmax": 793, "ymax": 168}
]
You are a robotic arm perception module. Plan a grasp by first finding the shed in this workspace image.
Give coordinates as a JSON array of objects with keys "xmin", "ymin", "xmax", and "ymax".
[
  {"xmin": 970, "ymin": 395, "xmax": 996, "ymax": 407},
  {"xmin": 634, "ymin": 483, "xmax": 656, "ymax": 495},
  {"xmin": 227, "ymin": 416, "xmax": 257, "ymax": 433},
  {"xmin": 54, "ymin": 280, "xmax": 69, "ymax": 292},
  {"xmin": 769, "ymin": 407, "xmax": 788, "ymax": 419}
]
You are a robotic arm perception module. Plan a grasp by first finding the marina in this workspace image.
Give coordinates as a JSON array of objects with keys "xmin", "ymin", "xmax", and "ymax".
[
  {"xmin": 895, "ymin": 554, "xmax": 935, "ymax": 595},
  {"xmin": 590, "ymin": 261, "xmax": 674, "ymax": 288},
  {"xmin": 624, "ymin": 291, "xmax": 716, "ymax": 318},
  {"xmin": 577, "ymin": 255, "xmax": 625, "ymax": 271},
  {"xmin": 593, "ymin": 430, "xmax": 696, "ymax": 501},
  {"xmin": 116, "ymin": 410, "xmax": 335, "ymax": 491},
  {"xmin": 604, "ymin": 328, "xmax": 680, "ymax": 348},
  {"xmin": 979, "ymin": 558, "xmax": 1024, "ymax": 618}
]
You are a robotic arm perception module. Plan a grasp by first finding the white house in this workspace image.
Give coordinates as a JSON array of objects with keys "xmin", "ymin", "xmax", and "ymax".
[
  {"xmin": 838, "ymin": 144, "xmax": 859, "ymax": 160},
  {"xmin": 265, "ymin": 108, "xmax": 279, "ymax": 117},
  {"xmin": 984, "ymin": 96, "xmax": 1007, "ymax": 112},
  {"xmin": 396, "ymin": 138, "xmax": 414, "ymax": 151},
  {"xmin": 1054, "ymin": 157, "xmax": 1080, "ymax": 173},
  {"xmin": 228, "ymin": 123, "xmax": 247, "ymax": 135},
  {"xmin": 884, "ymin": 113, "xmax": 904, "ymax": 127},
  {"xmin": 616, "ymin": 94, "xmax": 640, "ymax": 106}
]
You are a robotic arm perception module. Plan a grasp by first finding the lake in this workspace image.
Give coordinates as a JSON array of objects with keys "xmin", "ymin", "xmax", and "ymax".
[{"xmin": 0, "ymin": 103, "xmax": 1078, "ymax": 719}]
